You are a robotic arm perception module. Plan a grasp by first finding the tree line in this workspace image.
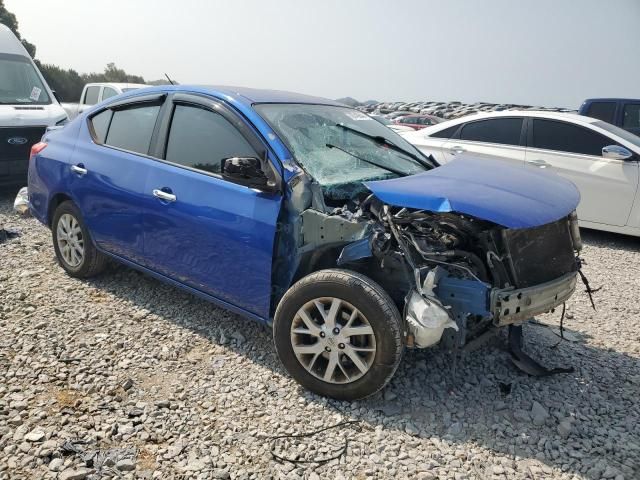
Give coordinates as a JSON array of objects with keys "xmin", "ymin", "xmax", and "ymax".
[{"xmin": 1, "ymin": 0, "xmax": 156, "ymax": 102}]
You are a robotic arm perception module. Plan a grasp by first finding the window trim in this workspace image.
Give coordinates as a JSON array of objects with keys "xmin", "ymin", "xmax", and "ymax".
[
  {"xmin": 86, "ymin": 93, "xmax": 167, "ymax": 159},
  {"xmin": 527, "ymin": 117, "xmax": 621, "ymax": 160},
  {"xmin": 150, "ymin": 93, "xmax": 283, "ymax": 192},
  {"xmin": 454, "ymin": 116, "xmax": 527, "ymax": 147}
]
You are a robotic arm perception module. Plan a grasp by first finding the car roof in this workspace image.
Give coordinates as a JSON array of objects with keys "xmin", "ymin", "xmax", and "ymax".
[
  {"xmin": 583, "ymin": 97, "xmax": 640, "ymax": 103},
  {"xmin": 201, "ymin": 85, "xmax": 342, "ymax": 106},
  {"xmin": 104, "ymin": 84, "xmax": 344, "ymax": 108},
  {"xmin": 423, "ymin": 110, "xmax": 598, "ymax": 131}
]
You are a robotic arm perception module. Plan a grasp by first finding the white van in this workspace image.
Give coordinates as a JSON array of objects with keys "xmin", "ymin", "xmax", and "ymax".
[{"xmin": 0, "ymin": 24, "xmax": 68, "ymax": 188}]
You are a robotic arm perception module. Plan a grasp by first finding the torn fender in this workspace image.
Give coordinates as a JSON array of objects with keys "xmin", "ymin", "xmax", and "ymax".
[{"xmin": 365, "ymin": 157, "xmax": 580, "ymax": 229}]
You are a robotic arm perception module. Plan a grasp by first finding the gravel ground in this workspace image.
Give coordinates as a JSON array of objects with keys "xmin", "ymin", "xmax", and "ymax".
[{"xmin": 1, "ymin": 189, "xmax": 639, "ymax": 480}]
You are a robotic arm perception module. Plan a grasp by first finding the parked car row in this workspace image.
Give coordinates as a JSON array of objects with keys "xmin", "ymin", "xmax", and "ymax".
[{"xmin": 361, "ymin": 99, "xmax": 577, "ymax": 121}]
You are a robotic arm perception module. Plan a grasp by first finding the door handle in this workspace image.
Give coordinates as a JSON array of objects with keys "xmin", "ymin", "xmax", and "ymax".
[
  {"xmin": 70, "ymin": 164, "xmax": 87, "ymax": 175},
  {"xmin": 450, "ymin": 145, "xmax": 465, "ymax": 155},
  {"xmin": 526, "ymin": 159, "xmax": 550, "ymax": 168},
  {"xmin": 153, "ymin": 189, "xmax": 177, "ymax": 202}
]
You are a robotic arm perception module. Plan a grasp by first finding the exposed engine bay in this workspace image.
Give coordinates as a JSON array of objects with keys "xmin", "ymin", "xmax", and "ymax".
[{"xmin": 276, "ymin": 175, "xmax": 585, "ymax": 374}]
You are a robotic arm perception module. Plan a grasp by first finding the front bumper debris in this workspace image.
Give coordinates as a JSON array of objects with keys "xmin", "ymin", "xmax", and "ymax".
[{"xmin": 491, "ymin": 272, "xmax": 578, "ymax": 326}]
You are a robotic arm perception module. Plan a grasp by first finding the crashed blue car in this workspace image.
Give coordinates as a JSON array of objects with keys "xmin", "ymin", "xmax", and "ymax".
[{"xmin": 28, "ymin": 86, "xmax": 582, "ymax": 399}]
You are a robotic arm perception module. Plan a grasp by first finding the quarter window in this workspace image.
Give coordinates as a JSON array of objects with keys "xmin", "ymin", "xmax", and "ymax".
[
  {"xmin": 83, "ymin": 86, "xmax": 100, "ymax": 105},
  {"xmin": 585, "ymin": 102, "xmax": 616, "ymax": 123},
  {"xmin": 459, "ymin": 118, "xmax": 523, "ymax": 146},
  {"xmin": 429, "ymin": 124, "xmax": 459, "ymax": 139},
  {"xmin": 90, "ymin": 109, "xmax": 113, "ymax": 144},
  {"xmin": 104, "ymin": 104, "xmax": 160, "ymax": 155},
  {"xmin": 165, "ymin": 104, "xmax": 257, "ymax": 175},
  {"xmin": 531, "ymin": 119, "xmax": 612, "ymax": 157}
]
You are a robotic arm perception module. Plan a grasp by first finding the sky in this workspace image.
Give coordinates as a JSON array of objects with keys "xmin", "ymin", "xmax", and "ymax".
[{"xmin": 6, "ymin": 0, "xmax": 640, "ymax": 108}]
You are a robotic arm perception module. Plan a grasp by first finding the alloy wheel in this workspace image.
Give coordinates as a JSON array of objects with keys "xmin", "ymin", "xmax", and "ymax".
[
  {"xmin": 56, "ymin": 213, "xmax": 84, "ymax": 267},
  {"xmin": 290, "ymin": 297, "xmax": 377, "ymax": 384}
]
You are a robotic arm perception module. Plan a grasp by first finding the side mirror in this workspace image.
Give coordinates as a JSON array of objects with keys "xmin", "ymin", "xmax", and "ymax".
[
  {"xmin": 222, "ymin": 157, "xmax": 273, "ymax": 190},
  {"xmin": 602, "ymin": 145, "xmax": 633, "ymax": 160}
]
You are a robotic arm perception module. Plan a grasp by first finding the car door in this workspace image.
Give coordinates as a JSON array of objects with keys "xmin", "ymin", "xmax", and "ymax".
[
  {"xmin": 442, "ymin": 117, "xmax": 526, "ymax": 165},
  {"xmin": 142, "ymin": 94, "xmax": 282, "ymax": 319},
  {"xmin": 525, "ymin": 118, "xmax": 639, "ymax": 226},
  {"xmin": 70, "ymin": 93, "xmax": 165, "ymax": 263}
]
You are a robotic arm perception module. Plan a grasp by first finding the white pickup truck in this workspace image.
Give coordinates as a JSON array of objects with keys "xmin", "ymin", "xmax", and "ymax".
[{"xmin": 62, "ymin": 82, "xmax": 147, "ymax": 120}]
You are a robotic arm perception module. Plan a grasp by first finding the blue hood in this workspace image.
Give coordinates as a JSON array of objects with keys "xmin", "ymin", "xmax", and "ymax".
[{"xmin": 365, "ymin": 157, "xmax": 580, "ymax": 229}]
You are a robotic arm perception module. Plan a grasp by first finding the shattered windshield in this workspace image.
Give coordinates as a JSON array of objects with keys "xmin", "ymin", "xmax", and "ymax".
[
  {"xmin": 0, "ymin": 54, "xmax": 51, "ymax": 105},
  {"xmin": 255, "ymin": 104, "xmax": 431, "ymax": 199}
]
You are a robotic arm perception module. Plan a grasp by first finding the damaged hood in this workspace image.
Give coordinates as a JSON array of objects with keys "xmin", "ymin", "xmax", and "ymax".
[{"xmin": 365, "ymin": 157, "xmax": 580, "ymax": 229}]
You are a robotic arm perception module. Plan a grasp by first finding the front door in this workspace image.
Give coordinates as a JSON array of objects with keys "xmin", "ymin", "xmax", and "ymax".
[
  {"xmin": 525, "ymin": 118, "xmax": 639, "ymax": 226},
  {"xmin": 142, "ymin": 96, "xmax": 282, "ymax": 318}
]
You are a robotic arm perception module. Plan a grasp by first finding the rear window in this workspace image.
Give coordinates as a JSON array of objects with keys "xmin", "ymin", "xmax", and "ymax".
[
  {"xmin": 532, "ymin": 119, "xmax": 613, "ymax": 156},
  {"xmin": 459, "ymin": 118, "xmax": 523, "ymax": 146},
  {"xmin": 585, "ymin": 102, "xmax": 616, "ymax": 124},
  {"xmin": 102, "ymin": 104, "xmax": 160, "ymax": 155},
  {"xmin": 83, "ymin": 86, "xmax": 100, "ymax": 105}
]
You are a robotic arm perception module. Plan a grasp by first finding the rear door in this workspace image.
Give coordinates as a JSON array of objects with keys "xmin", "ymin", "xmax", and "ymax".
[
  {"xmin": 442, "ymin": 117, "xmax": 526, "ymax": 165},
  {"xmin": 142, "ymin": 94, "xmax": 282, "ymax": 318},
  {"xmin": 525, "ymin": 118, "xmax": 639, "ymax": 226},
  {"xmin": 70, "ymin": 93, "xmax": 165, "ymax": 262}
]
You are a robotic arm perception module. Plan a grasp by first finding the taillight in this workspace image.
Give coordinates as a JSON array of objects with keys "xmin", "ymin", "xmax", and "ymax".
[{"xmin": 30, "ymin": 142, "xmax": 47, "ymax": 160}]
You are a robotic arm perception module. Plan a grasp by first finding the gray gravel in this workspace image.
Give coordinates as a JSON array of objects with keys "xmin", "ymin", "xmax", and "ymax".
[{"xmin": 1, "ymin": 189, "xmax": 639, "ymax": 479}]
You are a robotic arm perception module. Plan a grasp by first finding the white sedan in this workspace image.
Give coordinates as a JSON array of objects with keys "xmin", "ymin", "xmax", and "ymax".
[{"xmin": 402, "ymin": 111, "xmax": 640, "ymax": 237}]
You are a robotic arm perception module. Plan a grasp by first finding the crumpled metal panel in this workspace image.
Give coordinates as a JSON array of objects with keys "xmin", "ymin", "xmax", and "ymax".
[{"xmin": 365, "ymin": 157, "xmax": 581, "ymax": 229}]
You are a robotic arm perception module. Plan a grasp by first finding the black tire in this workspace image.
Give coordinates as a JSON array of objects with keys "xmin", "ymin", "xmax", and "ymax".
[
  {"xmin": 51, "ymin": 200, "xmax": 107, "ymax": 278},
  {"xmin": 274, "ymin": 269, "xmax": 403, "ymax": 400}
]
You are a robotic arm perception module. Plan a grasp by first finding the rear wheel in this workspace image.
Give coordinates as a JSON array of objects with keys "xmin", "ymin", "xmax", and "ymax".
[
  {"xmin": 52, "ymin": 201, "xmax": 107, "ymax": 278},
  {"xmin": 274, "ymin": 269, "xmax": 403, "ymax": 400}
]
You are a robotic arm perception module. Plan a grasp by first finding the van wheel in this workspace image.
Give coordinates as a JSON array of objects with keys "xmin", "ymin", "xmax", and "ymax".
[
  {"xmin": 52, "ymin": 201, "xmax": 107, "ymax": 278},
  {"xmin": 274, "ymin": 269, "xmax": 403, "ymax": 400}
]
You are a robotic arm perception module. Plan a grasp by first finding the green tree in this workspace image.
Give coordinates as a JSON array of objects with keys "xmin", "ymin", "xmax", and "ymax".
[{"xmin": 0, "ymin": 0, "xmax": 36, "ymax": 57}]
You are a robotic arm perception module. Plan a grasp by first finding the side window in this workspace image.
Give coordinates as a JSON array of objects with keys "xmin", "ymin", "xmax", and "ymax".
[
  {"xmin": 83, "ymin": 86, "xmax": 100, "ymax": 105},
  {"xmin": 532, "ymin": 119, "xmax": 612, "ymax": 156},
  {"xmin": 101, "ymin": 87, "xmax": 119, "ymax": 101},
  {"xmin": 104, "ymin": 104, "xmax": 161, "ymax": 155},
  {"xmin": 459, "ymin": 118, "xmax": 523, "ymax": 146},
  {"xmin": 398, "ymin": 116, "xmax": 413, "ymax": 124},
  {"xmin": 165, "ymin": 104, "xmax": 257, "ymax": 175},
  {"xmin": 89, "ymin": 109, "xmax": 113, "ymax": 144},
  {"xmin": 622, "ymin": 104, "xmax": 640, "ymax": 129},
  {"xmin": 429, "ymin": 124, "xmax": 459, "ymax": 139},
  {"xmin": 585, "ymin": 102, "xmax": 616, "ymax": 123}
]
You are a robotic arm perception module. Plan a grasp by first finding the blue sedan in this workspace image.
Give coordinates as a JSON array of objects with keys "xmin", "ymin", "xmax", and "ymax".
[{"xmin": 28, "ymin": 85, "xmax": 582, "ymax": 399}]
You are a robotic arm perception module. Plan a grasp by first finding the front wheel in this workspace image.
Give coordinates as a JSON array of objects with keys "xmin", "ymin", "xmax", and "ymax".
[{"xmin": 273, "ymin": 269, "xmax": 403, "ymax": 400}]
